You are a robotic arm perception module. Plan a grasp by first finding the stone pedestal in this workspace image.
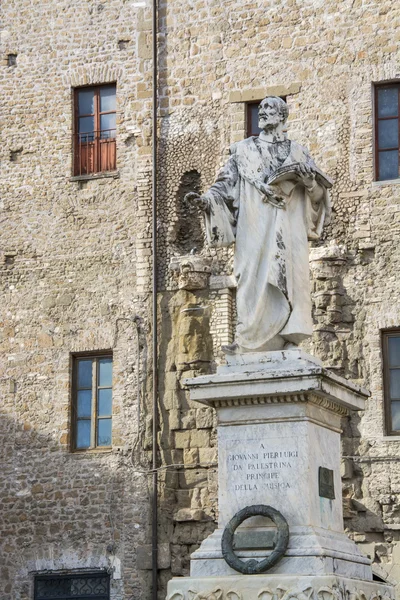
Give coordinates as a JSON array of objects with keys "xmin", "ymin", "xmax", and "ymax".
[{"xmin": 167, "ymin": 350, "xmax": 395, "ymax": 600}]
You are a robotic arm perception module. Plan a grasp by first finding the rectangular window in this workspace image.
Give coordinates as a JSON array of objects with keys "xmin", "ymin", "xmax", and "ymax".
[
  {"xmin": 246, "ymin": 97, "xmax": 287, "ymax": 138},
  {"xmin": 246, "ymin": 101, "xmax": 263, "ymax": 137},
  {"xmin": 74, "ymin": 84, "xmax": 116, "ymax": 176},
  {"xmin": 34, "ymin": 573, "xmax": 110, "ymax": 600},
  {"xmin": 72, "ymin": 354, "xmax": 113, "ymax": 450},
  {"xmin": 382, "ymin": 330, "xmax": 400, "ymax": 435},
  {"xmin": 375, "ymin": 83, "xmax": 400, "ymax": 181}
]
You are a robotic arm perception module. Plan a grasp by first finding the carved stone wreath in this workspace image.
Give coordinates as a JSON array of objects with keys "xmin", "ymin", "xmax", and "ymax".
[{"xmin": 221, "ymin": 504, "xmax": 289, "ymax": 575}]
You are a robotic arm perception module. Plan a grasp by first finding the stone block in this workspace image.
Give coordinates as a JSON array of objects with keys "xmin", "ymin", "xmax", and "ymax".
[
  {"xmin": 183, "ymin": 448, "xmax": 199, "ymax": 465},
  {"xmin": 163, "ymin": 389, "xmax": 180, "ymax": 410},
  {"xmin": 341, "ymin": 458, "xmax": 354, "ymax": 480},
  {"xmin": 198, "ymin": 448, "xmax": 217, "ymax": 466},
  {"xmin": 136, "ymin": 543, "xmax": 171, "ymax": 570},
  {"xmin": 178, "ymin": 469, "xmax": 208, "ymax": 489},
  {"xmin": 181, "ymin": 409, "xmax": 196, "ymax": 430},
  {"xmin": 229, "ymin": 83, "xmax": 301, "ymax": 103},
  {"xmin": 190, "ymin": 429, "xmax": 210, "ymax": 448},
  {"xmin": 169, "ymin": 409, "xmax": 181, "ymax": 430},
  {"xmin": 173, "ymin": 508, "xmax": 208, "ymax": 522},
  {"xmin": 174, "ymin": 431, "xmax": 190, "ymax": 449},
  {"xmin": 137, "ymin": 32, "xmax": 151, "ymax": 59},
  {"xmin": 358, "ymin": 542, "xmax": 376, "ymax": 560},
  {"xmin": 196, "ymin": 408, "xmax": 214, "ymax": 429}
]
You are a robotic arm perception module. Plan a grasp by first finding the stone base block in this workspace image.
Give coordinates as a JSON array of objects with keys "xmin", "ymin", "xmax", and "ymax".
[
  {"xmin": 167, "ymin": 574, "xmax": 394, "ymax": 600},
  {"xmin": 189, "ymin": 527, "xmax": 371, "ymax": 580}
]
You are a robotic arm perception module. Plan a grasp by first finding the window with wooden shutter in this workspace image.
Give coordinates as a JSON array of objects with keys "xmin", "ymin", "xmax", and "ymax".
[{"xmin": 74, "ymin": 84, "xmax": 116, "ymax": 176}]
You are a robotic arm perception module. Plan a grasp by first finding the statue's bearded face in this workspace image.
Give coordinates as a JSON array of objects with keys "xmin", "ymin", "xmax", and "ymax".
[{"xmin": 258, "ymin": 98, "xmax": 284, "ymax": 131}]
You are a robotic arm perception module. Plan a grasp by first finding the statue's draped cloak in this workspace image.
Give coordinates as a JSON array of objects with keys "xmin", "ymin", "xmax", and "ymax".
[{"xmin": 203, "ymin": 137, "xmax": 330, "ymax": 352}]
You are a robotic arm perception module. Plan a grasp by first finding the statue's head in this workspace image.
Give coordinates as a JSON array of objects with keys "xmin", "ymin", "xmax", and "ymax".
[{"xmin": 258, "ymin": 96, "xmax": 289, "ymax": 131}]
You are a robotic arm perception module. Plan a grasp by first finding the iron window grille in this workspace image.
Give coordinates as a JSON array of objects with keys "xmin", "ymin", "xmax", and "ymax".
[
  {"xmin": 374, "ymin": 83, "xmax": 400, "ymax": 181},
  {"xmin": 382, "ymin": 329, "xmax": 400, "ymax": 435},
  {"xmin": 34, "ymin": 573, "xmax": 110, "ymax": 600},
  {"xmin": 74, "ymin": 84, "xmax": 117, "ymax": 176},
  {"xmin": 71, "ymin": 353, "xmax": 113, "ymax": 451}
]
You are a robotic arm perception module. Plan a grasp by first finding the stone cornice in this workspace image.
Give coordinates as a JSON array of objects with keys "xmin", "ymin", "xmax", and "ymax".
[{"xmin": 211, "ymin": 392, "xmax": 349, "ymax": 417}]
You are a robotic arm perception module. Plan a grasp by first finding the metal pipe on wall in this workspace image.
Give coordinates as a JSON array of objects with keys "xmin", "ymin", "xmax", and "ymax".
[{"xmin": 151, "ymin": 0, "xmax": 159, "ymax": 595}]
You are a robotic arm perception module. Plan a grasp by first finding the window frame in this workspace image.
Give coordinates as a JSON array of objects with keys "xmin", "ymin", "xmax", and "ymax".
[
  {"xmin": 246, "ymin": 101, "xmax": 262, "ymax": 137},
  {"xmin": 374, "ymin": 82, "xmax": 400, "ymax": 181},
  {"xmin": 34, "ymin": 572, "xmax": 110, "ymax": 600},
  {"xmin": 71, "ymin": 351, "xmax": 113, "ymax": 452},
  {"xmin": 73, "ymin": 83, "xmax": 117, "ymax": 177},
  {"xmin": 382, "ymin": 329, "xmax": 400, "ymax": 435}
]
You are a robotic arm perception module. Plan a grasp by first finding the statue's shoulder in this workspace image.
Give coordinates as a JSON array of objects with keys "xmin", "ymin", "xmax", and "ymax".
[{"xmin": 229, "ymin": 136, "xmax": 256, "ymax": 156}]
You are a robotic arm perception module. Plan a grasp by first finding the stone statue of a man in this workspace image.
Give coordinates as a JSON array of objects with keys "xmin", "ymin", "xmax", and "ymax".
[{"xmin": 187, "ymin": 96, "xmax": 332, "ymax": 353}]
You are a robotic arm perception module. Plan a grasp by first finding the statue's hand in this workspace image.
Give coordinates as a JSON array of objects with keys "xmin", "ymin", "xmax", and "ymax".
[
  {"xmin": 257, "ymin": 182, "xmax": 275, "ymax": 197},
  {"xmin": 257, "ymin": 183, "xmax": 286, "ymax": 209},
  {"xmin": 295, "ymin": 164, "xmax": 316, "ymax": 189},
  {"xmin": 184, "ymin": 192, "xmax": 210, "ymax": 213}
]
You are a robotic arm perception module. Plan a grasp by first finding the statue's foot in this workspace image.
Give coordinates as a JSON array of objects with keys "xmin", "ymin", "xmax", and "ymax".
[{"xmin": 221, "ymin": 342, "xmax": 239, "ymax": 355}]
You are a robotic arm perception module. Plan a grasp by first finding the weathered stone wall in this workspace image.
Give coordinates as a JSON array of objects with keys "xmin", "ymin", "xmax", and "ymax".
[
  {"xmin": 0, "ymin": 1, "xmax": 156, "ymax": 598},
  {"xmin": 2, "ymin": 0, "xmax": 400, "ymax": 597}
]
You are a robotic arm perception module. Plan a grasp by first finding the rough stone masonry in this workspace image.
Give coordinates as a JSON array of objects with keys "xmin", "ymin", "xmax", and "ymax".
[{"xmin": 1, "ymin": 0, "xmax": 400, "ymax": 598}]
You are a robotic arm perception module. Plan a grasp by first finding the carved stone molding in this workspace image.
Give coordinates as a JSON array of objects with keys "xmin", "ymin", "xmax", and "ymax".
[
  {"xmin": 167, "ymin": 582, "xmax": 395, "ymax": 600},
  {"xmin": 170, "ymin": 255, "xmax": 212, "ymax": 290},
  {"xmin": 167, "ymin": 589, "xmax": 242, "ymax": 600},
  {"xmin": 212, "ymin": 392, "xmax": 349, "ymax": 416}
]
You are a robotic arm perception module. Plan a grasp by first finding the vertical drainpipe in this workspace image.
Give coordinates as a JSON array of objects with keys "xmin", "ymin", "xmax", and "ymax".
[{"xmin": 151, "ymin": 0, "xmax": 159, "ymax": 594}]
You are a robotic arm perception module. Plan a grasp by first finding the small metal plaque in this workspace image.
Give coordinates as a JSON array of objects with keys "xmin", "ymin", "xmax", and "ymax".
[{"xmin": 319, "ymin": 467, "xmax": 335, "ymax": 499}]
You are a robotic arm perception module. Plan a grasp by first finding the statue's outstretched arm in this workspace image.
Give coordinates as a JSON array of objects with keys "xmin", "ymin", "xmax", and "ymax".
[{"xmin": 185, "ymin": 155, "xmax": 239, "ymax": 213}]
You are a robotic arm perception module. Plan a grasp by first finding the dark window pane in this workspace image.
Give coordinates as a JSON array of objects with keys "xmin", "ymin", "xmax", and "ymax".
[
  {"xmin": 76, "ymin": 420, "xmax": 91, "ymax": 448},
  {"xmin": 97, "ymin": 418, "xmax": 112, "ymax": 446},
  {"xmin": 79, "ymin": 116, "xmax": 95, "ymax": 135},
  {"xmin": 391, "ymin": 402, "xmax": 400, "ymax": 431},
  {"xmin": 98, "ymin": 388, "xmax": 112, "ymax": 416},
  {"xmin": 377, "ymin": 87, "xmax": 399, "ymax": 118},
  {"xmin": 100, "ymin": 86, "xmax": 116, "ymax": 112},
  {"xmin": 378, "ymin": 119, "xmax": 399, "ymax": 149},
  {"xmin": 390, "ymin": 369, "xmax": 400, "ymax": 399},
  {"xmin": 388, "ymin": 336, "xmax": 400, "ymax": 367},
  {"xmin": 78, "ymin": 359, "xmax": 92, "ymax": 388},
  {"xmin": 78, "ymin": 89, "xmax": 94, "ymax": 115},
  {"xmin": 77, "ymin": 390, "xmax": 92, "ymax": 417},
  {"xmin": 378, "ymin": 150, "xmax": 399, "ymax": 180},
  {"xmin": 100, "ymin": 113, "xmax": 116, "ymax": 137},
  {"xmin": 249, "ymin": 104, "xmax": 262, "ymax": 136},
  {"xmin": 99, "ymin": 358, "xmax": 112, "ymax": 386}
]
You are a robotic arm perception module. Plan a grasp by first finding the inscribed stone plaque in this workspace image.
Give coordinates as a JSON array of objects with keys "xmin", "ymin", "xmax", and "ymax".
[
  {"xmin": 224, "ymin": 436, "xmax": 300, "ymax": 501},
  {"xmin": 319, "ymin": 467, "xmax": 335, "ymax": 499}
]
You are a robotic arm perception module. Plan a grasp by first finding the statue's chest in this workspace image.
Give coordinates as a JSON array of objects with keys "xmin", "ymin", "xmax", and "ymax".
[
  {"xmin": 236, "ymin": 139, "xmax": 292, "ymax": 180},
  {"xmin": 255, "ymin": 139, "xmax": 291, "ymax": 176}
]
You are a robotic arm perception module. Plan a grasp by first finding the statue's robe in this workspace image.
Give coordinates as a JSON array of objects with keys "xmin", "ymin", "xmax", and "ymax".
[{"xmin": 203, "ymin": 137, "xmax": 331, "ymax": 352}]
